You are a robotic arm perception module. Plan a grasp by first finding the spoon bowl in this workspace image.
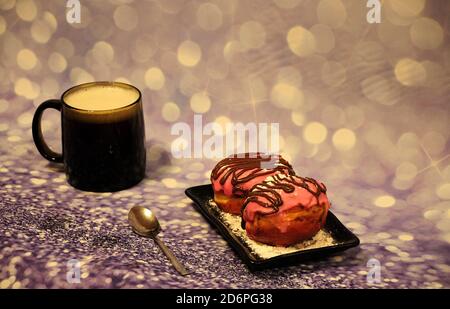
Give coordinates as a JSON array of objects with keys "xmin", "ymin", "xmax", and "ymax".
[{"xmin": 128, "ymin": 206, "xmax": 160, "ymax": 237}]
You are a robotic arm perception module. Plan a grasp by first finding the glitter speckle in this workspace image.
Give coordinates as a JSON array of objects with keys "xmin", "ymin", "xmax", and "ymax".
[
  {"xmin": 30, "ymin": 178, "xmax": 47, "ymax": 185},
  {"xmin": 398, "ymin": 233, "xmax": 414, "ymax": 242},
  {"xmin": 374, "ymin": 195, "xmax": 396, "ymax": 208}
]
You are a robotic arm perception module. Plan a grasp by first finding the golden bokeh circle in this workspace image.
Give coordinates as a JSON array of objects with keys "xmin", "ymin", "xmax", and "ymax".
[
  {"xmin": 332, "ymin": 128, "xmax": 356, "ymax": 151},
  {"xmin": 16, "ymin": 0, "xmax": 37, "ymax": 22},
  {"xmin": 392, "ymin": 177, "xmax": 415, "ymax": 191},
  {"xmin": 16, "ymin": 48, "xmax": 37, "ymax": 70},
  {"xmin": 287, "ymin": 26, "xmax": 316, "ymax": 57},
  {"xmin": 394, "ymin": 58, "xmax": 427, "ymax": 86},
  {"xmin": 177, "ymin": 40, "xmax": 202, "ymax": 67},
  {"xmin": 398, "ymin": 233, "xmax": 414, "ymax": 241},
  {"xmin": 162, "ymin": 102, "xmax": 181, "ymax": 122},
  {"xmin": 31, "ymin": 19, "xmax": 53, "ymax": 44},
  {"xmin": 270, "ymin": 83, "xmax": 304, "ymax": 110},
  {"xmin": 303, "ymin": 122, "xmax": 328, "ymax": 144},
  {"xmin": 395, "ymin": 162, "xmax": 418, "ymax": 181},
  {"xmin": 43, "ymin": 11, "xmax": 57, "ymax": 32},
  {"xmin": 291, "ymin": 110, "xmax": 306, "ymax": 127},
  {"xmin": 410, "ymin": 17, "xmax": 444, "ymax": 50},
  {"xmin": 196, "ymin": 3, "xmax": 223, "ymax": 31},
  {"xmin": 144, "ymin": 67, "xmax": 165, "ymax": 90},
  {"xmin": 17, "ymin": 111, "xmax": 33, "ymax": 127},
  {"xmin": 14, "ymin": 77, "xmax": 40, "ymax": 99},
  {"xmin": 114, "ymin": 5, "xmax": 138, "ymax": 31},
  {"xmin": 92, "ymin": 41, "xmax": 114, "ymax": 64},
  {"xmin": 190, "ymin": 92, "xmax": 211, "ymax": 114},
  {"xmin": 48, "ymin": 52, "xmax": 67, "ymax": 73}
]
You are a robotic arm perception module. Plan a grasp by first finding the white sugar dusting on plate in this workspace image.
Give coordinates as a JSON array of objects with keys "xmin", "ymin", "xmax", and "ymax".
[{"xmin": 208, "ymin": 199, "xmax": 336, "ymax": 259}]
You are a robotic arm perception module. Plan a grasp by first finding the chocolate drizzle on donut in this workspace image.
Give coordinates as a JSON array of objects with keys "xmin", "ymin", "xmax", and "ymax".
[
  {"xmin": 210, "ymin": 153, "xmax": 295, "ymax": 197},
  {"xmin": 241, "ymin": 173, "xmax": 327, "ymax": 228}
]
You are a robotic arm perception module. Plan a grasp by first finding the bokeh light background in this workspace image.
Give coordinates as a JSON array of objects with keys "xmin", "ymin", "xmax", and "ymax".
[{"xmin": 0, "ymin": 0, "xmax": 449, "ymax": 288}]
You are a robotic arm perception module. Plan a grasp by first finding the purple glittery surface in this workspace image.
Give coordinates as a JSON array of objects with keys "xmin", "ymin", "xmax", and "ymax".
[{"xmin": 0, "ymin": 133, "xmax": 449, "ymax": 288}]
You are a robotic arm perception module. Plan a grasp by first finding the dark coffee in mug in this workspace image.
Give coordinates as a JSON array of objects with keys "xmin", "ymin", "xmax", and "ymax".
[{"xmin": 32, "ymin": 82, "xmax": 146, "ymax": 192}]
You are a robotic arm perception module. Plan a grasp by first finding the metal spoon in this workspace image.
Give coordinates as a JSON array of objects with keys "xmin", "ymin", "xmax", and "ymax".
[{"xmin": 128, "ymin": 206, "xmax": 189, "ymax": 276}]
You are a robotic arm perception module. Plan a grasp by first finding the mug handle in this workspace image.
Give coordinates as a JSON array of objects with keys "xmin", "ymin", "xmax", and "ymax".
[{"xmin": 32, "ymin": 99, "xmax": 63, "ymax": 163}]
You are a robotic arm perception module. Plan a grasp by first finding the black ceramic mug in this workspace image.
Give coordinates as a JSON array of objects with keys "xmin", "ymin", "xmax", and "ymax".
[{"xmin": 32, "ymin": 81, "xmax": 146, "ymax": 192}]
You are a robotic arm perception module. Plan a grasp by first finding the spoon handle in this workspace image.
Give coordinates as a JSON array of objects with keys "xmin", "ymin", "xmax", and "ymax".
[{"xmin": 153, "ymin": 236, "xmax": 190, "ymax": 276}]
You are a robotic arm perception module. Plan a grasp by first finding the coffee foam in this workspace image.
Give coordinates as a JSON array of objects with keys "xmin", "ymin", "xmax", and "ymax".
[{"xmin": 64, "ymin": 84, "xmax": 140, "ymax": 111}]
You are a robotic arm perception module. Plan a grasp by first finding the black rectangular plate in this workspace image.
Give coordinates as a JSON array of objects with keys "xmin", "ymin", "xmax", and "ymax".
[{"xmin": 185, "ymin": 184, "xmax": 360, "ymax": 270}]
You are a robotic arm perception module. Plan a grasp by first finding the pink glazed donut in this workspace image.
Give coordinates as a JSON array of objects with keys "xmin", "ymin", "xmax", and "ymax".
[
  {"xmin": 242, "ymin": 173, "xmax": 330, "ymax": 246},
  {"xmin": 210, "ymin": 153, "xmax": 295, "ymax": 215}
]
